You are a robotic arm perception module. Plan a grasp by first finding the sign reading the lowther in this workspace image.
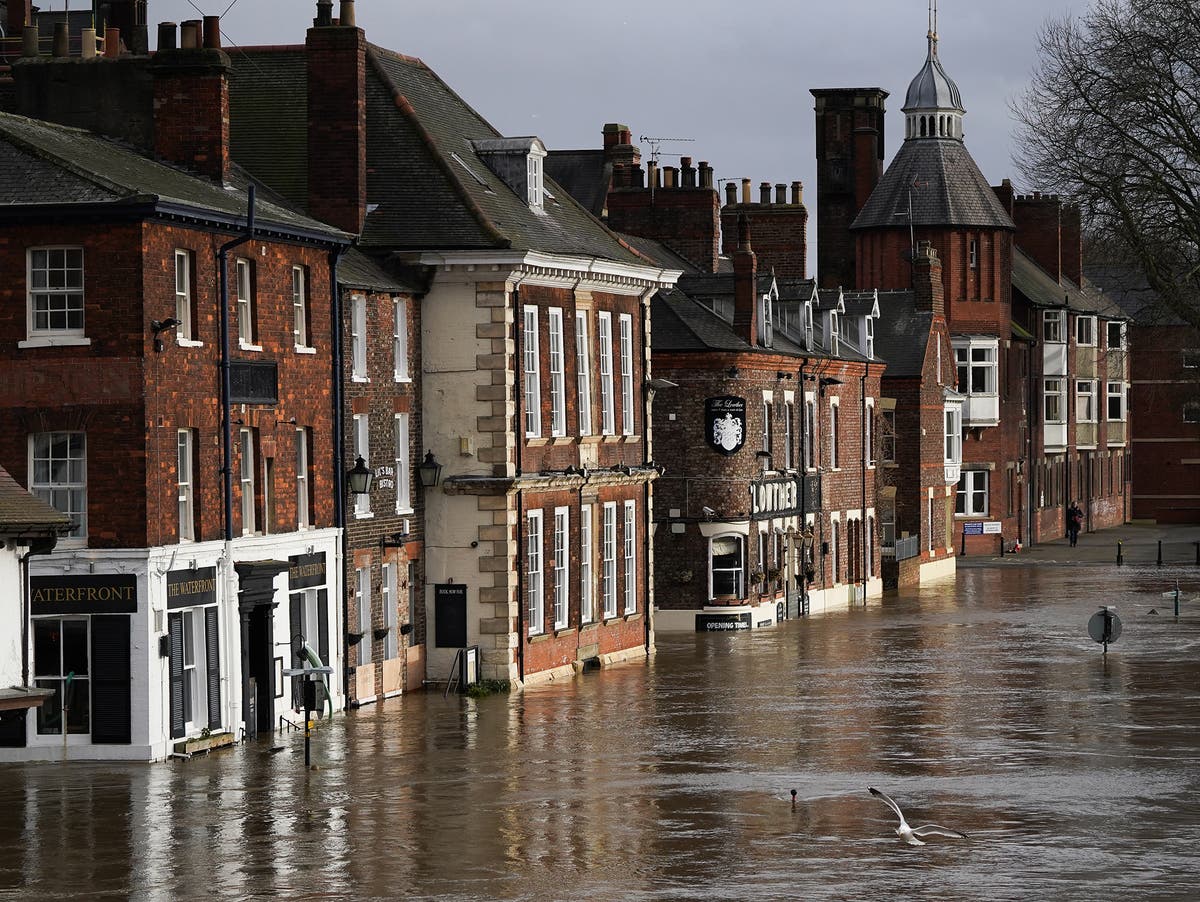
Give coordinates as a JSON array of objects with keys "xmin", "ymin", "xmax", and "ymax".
[
  {"xmin": 705, "ymin": 396, "xmax": 747, "ymax": 455},
  {"xmin": 31, "ymin": 574, "xmax": 138, "ymax": 614}
]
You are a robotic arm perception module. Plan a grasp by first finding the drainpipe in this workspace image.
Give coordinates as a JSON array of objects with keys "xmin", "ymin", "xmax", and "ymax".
[
  {"xmin": 639, "ymin": 287, "xmax": 653, "ymax": 654},
  {"xmin": 861, "ymin": 370, "xmax": 868, "ymax": 602},
  {"xmin": 218, "ymin": 185, "xmax": 255, "ymax": 735},
  {"xmin": 330, "ymin": 245, "xmax": 349, "ymax": 709}
]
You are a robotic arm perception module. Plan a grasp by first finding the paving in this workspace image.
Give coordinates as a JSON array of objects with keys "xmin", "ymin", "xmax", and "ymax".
[{"xmin": 956, "ymin": 521, "xmax": 1200, "ymax": 568}]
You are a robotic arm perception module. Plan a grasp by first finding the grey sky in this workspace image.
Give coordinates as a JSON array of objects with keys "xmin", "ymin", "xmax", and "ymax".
[{"xmin": 155, "ymin": 0, "xmax": 1087, "ymax": 250}]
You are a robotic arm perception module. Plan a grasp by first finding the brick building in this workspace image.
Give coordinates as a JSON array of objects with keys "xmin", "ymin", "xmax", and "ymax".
[
  {"xmin": 226, "ymin": 3, "xmax": 678, "ymax": 686},
  {"xmin": 0, "ymin": 50, "xmax": 350, "ymax": 761}
]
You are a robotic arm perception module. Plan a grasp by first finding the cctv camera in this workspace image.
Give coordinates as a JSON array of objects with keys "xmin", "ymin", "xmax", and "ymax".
[{"xmin": 702, "ymin": 506, "xmax": 716, "ymax": 518}]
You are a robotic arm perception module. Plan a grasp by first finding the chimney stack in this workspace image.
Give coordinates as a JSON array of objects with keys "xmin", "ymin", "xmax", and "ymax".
[
  {"xmin": 680, "ymin": 157, "xmax": 696, "ymax": 188},
  {"xmin": 732, "ymin": 215, "xmax": 759, "ymax": 345},
  {"xmin": 699, "ymin": 162, "xmax": 713, "ymax": 190},
  {"xmin": 913, "ymin": 241, "xmax": 945, "ymax": 317},
  {"xmin": 759, "ymin": 182, "xmax": 771, "ymax": 205}
]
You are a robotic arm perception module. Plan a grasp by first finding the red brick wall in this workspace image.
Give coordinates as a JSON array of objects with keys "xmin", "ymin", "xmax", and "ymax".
[
  {"xmin": 607, "ymin": 187, "xmax": 720, "ymax": 273},
  {"xmin": 307, "ymin": 23, "xmax": 367, "ymax": 234},
  {"xmin": 720, "ymin": 202, "xmax": 809, "ymax": 280},
  {"xmin": 152, "ymin": 51, "xmax": 230, "ymax": 183},
  {"xmin": 1012, "ymin": 195, "xmax": 1062, "ymax": 281}
]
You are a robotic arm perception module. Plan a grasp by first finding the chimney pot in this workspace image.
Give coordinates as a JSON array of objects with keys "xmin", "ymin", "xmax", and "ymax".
[
  {"xmin": 339, "ymin": 1, "xmax": 357, "ymax": 27},
  {"xmin": 791, "ymin": 181, "xmax": 803, "ymax": 205},
  {"xmin": 680, "ymin": 156, "xmax": 692, "ymax": 168},
  {"xmin": 105, "ymin": 27, "xmax": 122, "ymax": 58},
  {"xmin": 22, "ymin": 24, "xmax": 39, "ymax": 57},
  {"xmin": 180, "ymin": 20, "xmax": 200, "ymax": 49},
  {"xmin": 81, "ymin": 28, "xmax": 97, "ymax": 59},
  {"xmin": 775, "ymin": 183, "xmax": 787, "ymax": 205},
  {"xmin": 760, "ymin": 182, "xmax": 772, "ymax": 205},
  {"xmin": 647, "ymin": 160, "xmax": 659, "ymax": 189},
  {"xmin": 203, "ymin": 16, "xmax": 221, "ymax": 49},
  {"xmin": 315, "ymin": 0, "xmax": 334, "ymax": 27},
  {"xmin": 157, "ymin": 22, "xmax": 178, "ymax": 51},
  {"xmin": 663, "ymin": 167, "xmax": 677, "ymax": 189},
  {"xmin": 699, "ymin": 162, "xmax": 713, "ymax": 190},
  {"xmin": 725, "ymin": 182, "xmax": 737, "ymax": 206},
  {"xmin": 741, "ymin": 178, "xmax": 752, "ymax": 204},
  {"xmin": 53, "ymin": 22, "xmax": 70, "ymax": 58}
]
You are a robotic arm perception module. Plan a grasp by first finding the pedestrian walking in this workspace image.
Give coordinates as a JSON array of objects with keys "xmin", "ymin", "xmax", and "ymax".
[{"xmin": 1067, "ymin": 501, "xmax": 1083, "ymax": 547}]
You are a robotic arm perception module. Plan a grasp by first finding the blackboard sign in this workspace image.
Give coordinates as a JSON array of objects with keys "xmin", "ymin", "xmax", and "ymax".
[
  {"xmin": 167, "ymin": 567, "xmax": 217, "ymax": 610},
  {"xmin": 31, "ymin": 574, "xmax": 138, "ymax": 614},
  {"xmin": 696, "ymin": 611, "xmax": 752, "ymax": 632},
  {"xmin": 434, "ymin": 584, "xmax": 468, "ymax": 648}
]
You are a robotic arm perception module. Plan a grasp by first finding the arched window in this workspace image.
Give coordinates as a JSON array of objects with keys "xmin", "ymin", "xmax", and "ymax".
[
  {"xmin": 709, "ymin": 534, "xmax": 744, "ymax": 599},
  {"xmin": 920, "ymin": 116, "xmax": 927, "ymax": 137}
]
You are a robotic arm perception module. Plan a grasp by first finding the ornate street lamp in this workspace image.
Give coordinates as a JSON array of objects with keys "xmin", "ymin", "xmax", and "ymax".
[
  {"xmin": 346, "ymin": 455, "xmax": 374, "ymax": 495},
  {"xmin": 416, "ymin": 451, "xmax": 443, "ymax": 488}
]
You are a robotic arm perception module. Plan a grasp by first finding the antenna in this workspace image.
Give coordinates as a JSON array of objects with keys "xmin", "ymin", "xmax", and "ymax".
[{"xmin": 639, "ymin": 135, "xmax": 694, "ymax": 204}]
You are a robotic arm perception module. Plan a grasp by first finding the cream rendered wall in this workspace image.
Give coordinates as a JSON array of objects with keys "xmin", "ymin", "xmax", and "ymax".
[{"xmin": 0, "ymin": 541, "xmax": 26, "ymax": 690}]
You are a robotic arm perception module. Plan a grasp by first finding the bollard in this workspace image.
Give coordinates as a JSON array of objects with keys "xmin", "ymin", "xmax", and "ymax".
[
  {"xmin": 1117, "ymin": 541, "xmax": 1123, "ymax": 566},
  {"xmin": 961, "ymin": 528, "xmax": 966, "ymax": 558},
  {"xmin": 1157, "ymin": 540, "xmax": 1163, "ymax": 567}
]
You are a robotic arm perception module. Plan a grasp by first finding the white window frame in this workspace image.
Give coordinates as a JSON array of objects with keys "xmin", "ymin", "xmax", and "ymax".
[
  {"xmin": 526, "ymin": 510, "xmax": 545, "ymax": 635},
  {"xmin": 865, "ymin": 400, "xmax": 876, "ymax": 468},
  {"xmin": 394, "ymin": 414, "xmax": 411, "ymax": 514},
  {"xmin": 553, "ymin": 507, "xmax": 569, "ymax": 630},
  {"xmin": 804, "ymin": 397, "xmax": 817, "ymax": 471},
  {"xmin": 548, "ymin": 308, "xmax": 566, "ymax": 437},
  {"xmin": 27, "ymin": 247, "xmax": 85, "ymax": 341},
  {"xmin": 576, "ymin": 311, "xmax": 593, "ymax": 436},
  {"xmin": 1044, "ymin": 378, "xmax": 1065, "ymax": 423},
  {"xmin": 381, "ymin": 563, "xmax": 398, "ymax": 659},
  {"xmin": 1043, "ymin": 310, "xmax": 1064, "ymax": 343},
  {"xmin": 969, "ymin": 238, "xmax": 978, "ymax": 269},
  {"xmin": 580, "ymin": 504, "xmax": 594, "ymax": 625},
  {"xmin": 526, "ymin": 148, "xmax": 545, "ymax": 211},
  {"xmin": 865, "ymin": 315, "xmax": 875, "ymax": 358},
  {"xmin": 177, "ymin": 429, "xmax": 195, "ymax": 542},
  {"xmin": 292, "ymin": 265, "xmax": 309, "ymax": 350},
  {"xmin": 296, "ymin": 427, "xmax": 311, "ymax": 529},
  {"xmin": 619, "ymin": 313, "xmax": 634, "ymax": 435},
  {"xmin": 1076, "ymin": 315, "xmax": 1096, "ymax": 347},
  {"xmin": 239, "ymin": 427, "xmax": 256, "ymax": 535},
  {"xmin": 759, "ymin": 294, "xmax": 774, "ymax": 347},
  {"xmin": 829, "ymin": 400, "xmax": 840, "ymax": 470},
  {"xmin": 602, "ymin": 502, "xmax": 617, "ymax": 618},
  {"xmin": 393, "ymin": 297, "xmax": 410, "ymax": 381},
  {"xmin": 944, "ymin": 407, "xmax": 961, "ymax": 465},
  {"xmin": 523, "ymin": 305, "xmax": 541, "ymax": 438},
  {"xmin": 351, "ymin": 295, "xmax": 368, "ymax": 381},
  {"xmin": 804, "ymin": 303, "xmax": 814, "ymax": 350},
  {"xmin": 236, "ymin": 258, "xmax": 257, "ymax": 349},
  {"xmin": 356, "ymin": 566, "xmax": 371, "ymax": 666},
  {"xmin": 831, "ymin": 518, "xmax": 840, "ymax": 585},
  {"xmin": 784, "ymin": 402, "xmax": 795, "ymax": 470},
  {"xmin": 623, "ymin": 499, "xmax": 637, "ymax": 615},
  {"xmin": 956, "ymin": 470, "xmax": 989, "ymax": 516},
  {"xmin": 954, "ymin": 340, "xmax": 998, "ymax": 397},
  {"xmin": 762, "ymin": 399, "xmax": 772, "ymax": 457},
  {"xmin": 829, "ymin": 312, "xmax": 840, "ymax": 356},
  {"xmin": 353, "ymin": 414, "xmax": 371, "ymax": 518},
  {"xmin": 598, "ymin": 312, "xmax": 615, "ymax": 435},
  {"xmin": 1106, "ymin": 382, "xmax": 1126, "ymax": 422},
  {"xmin": 30, "ymin": 431, "xmax": 87, "ymax": 540},
  {"xmin": 174, "ymin": 249, "xmax": 194, "ymax": 343},
  {"xmin": 709, "ymin": 534, "xmax": 744, "ymax": 600},
  {"xmin": 1076, "ymin": 380, "xmax": 1097, "ymax": 423}
]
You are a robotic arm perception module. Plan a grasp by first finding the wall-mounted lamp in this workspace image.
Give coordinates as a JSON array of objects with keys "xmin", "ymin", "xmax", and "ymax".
[
  {"xmin": 346, "ymin": 455, "xmax": 374, "ymax": 495},
  {"xmin": 776, "ymin": 371, "xmax": 793, "ymax": 381},
  {"xmin": 150, "ymin": 317, "xmax": 181, "ymax": 353},
  {"xmin": 380, "ymin": 532, "xmax": 406, "ymax": 549},
  {"xmin": 417, "ymin": 451, "xmax": 443, "ymax": 488},
  {"xmin": 727, "ymin": 366, "xmax": 740, "ymax": 378},
  {"xmin": 755, "ymin": 450, "xmax": 772, "ymax": 473},
  {"xmin": 819, "ymin": 376, "xmax": 844, "ymax": 396}
]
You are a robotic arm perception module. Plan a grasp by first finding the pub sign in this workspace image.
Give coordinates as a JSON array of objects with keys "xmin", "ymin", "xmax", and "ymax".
[{"xmin": 705, "ymin": 396, "xmax": 747, "ymax": 456}]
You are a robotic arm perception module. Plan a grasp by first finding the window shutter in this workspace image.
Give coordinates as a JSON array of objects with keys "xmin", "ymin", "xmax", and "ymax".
[
  {"xmin": 205, "ymin": 607, "xmax": 221, "ymax": 730},
  {"xmin": 290, "ymin": 594, "xmax": 304, "ymax": 709},
  {"xmin": 169, "ymin": 613, "xmax": 185, "ymax": 740},
  {"xmin": 90, "ymin": 615, "xmax": 131, "ymax": 745},
  {"xmin": 317, "ymin": 589, "xmax": 330, "ymax": 667}
]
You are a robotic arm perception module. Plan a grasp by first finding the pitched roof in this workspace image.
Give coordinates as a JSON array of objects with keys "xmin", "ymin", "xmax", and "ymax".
[
  {"xmin": 616, "ymin": 232, "xmax": 700, "ymax": 274},
  {"xmin": 0, "ymin": 466, "xmax": 72, "ymax": 536},
  {"xmin": 0, "ymin": 111, "xmax": 346, "ymax": 241},
  {"xmin": 545, "ymin": 149, "xmax": 609, "ymax": 217},
  {"xmin": 337, "ymin": 248, "xmax": 425, "ymax": 294},
  {"xmin": 1083, "ymin": 264, "xmax": 1183, "ymax": 326},
  {"xmin": 873, "ymin": 290, "xmax": 934, "ymax": 377},
  {"xmin": 851, "ymin": 138, "xmax": 1014, "ymax": 231},
  {"xmin": 1012, "ymin": 248, "xmax": 1125, "ymax": 319}
]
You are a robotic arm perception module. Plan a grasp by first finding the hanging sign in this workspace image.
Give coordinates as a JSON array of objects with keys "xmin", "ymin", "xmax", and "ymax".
[
  {"xmin": 705, "ymin": 396, "xmax": 747, "ymax": 456},
  {"xmin": 167, "ymin": 567, "xmax": 217, "ymax": 610}
]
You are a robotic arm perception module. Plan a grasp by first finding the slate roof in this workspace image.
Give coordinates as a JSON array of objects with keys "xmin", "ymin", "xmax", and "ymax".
[
  {"xmin": 777, "ymin": 278, "xmax": 818, "ymax": 303},
  {"xmin": 675, "ymin": 272, "xmax": 776, "ymax": 306},
  {"xmin": 0, "ymin": 111, "xmax": 346, "ymax": 241},
  {"xmin": 1084, "ymin": 264, "xmax": 1182, "ymax": 326},
  {"xmin": 851, "ymin": 138, "xmax": 1014, "ymax": 231},
  {"xmin": 873, "ymin": 290, "xmax": 933, "ymax": 378},
  {"xmin": 616, "ymin": 232, "xmax": 700, "ymax": 274},
  {"xmin": 545, "ymin": 149, "xmax": 609, "ymax": 218},
  {"xmin": 1012, "ymin": 248, "xmax": 1125, "ymax": 319},
  {"xmin": 903, "ymin": 37, "xmax": 963, "ymax": 112},
  {"xmin": 229, "ymin": 47, "xmax": 647, "ymax": 266},
  {"xmin": 842, "ymin": 291, "xmax": 879, "ymax": 317},
  {"xmin": 337, "ymin": 248, "xmax": 425, "ymax": 294},
  {"xmin": 0, "ymin": 466, "xmax": 72, "ymax": 536}
]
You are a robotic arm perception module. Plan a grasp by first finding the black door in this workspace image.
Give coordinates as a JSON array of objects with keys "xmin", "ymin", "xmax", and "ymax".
[
  {"xmin": 90, "ymin": 615, "xmax": 131, "ymax": 745},
  {"xmin": 246, "ymin": 605, "xmax": 274, "ymax": 735}
]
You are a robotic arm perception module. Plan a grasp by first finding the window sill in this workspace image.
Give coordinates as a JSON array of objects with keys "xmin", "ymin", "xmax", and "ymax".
[
  {"xmin": 527, "ymin": 631, "xmax": 551, "ymax": 644},
  {"xmin": 238, "ymin": 341, "xmax": 263, "ymax": 352},
  {"xmin": 394, "ymin": 375, "xmax": 412, "ymax": 384},
  {"xmin": 354, "ymin": 511, "xmax": 375, "ymax": 520},
  {"xmin": 294, "ymin": 345, "xmax": 317, "ymax": 355},
  {"xmin": 621, "ymin": 434, "xmax": 642, "ymax": 444},
  {"xmin": 19, "ymin": 336, "xmax": 90, "ymax": 349},
  {"xmin": 526, "ymin": 436, "xmax": 548, "ymax": 446},
  {"xmin": 551, "ymin": 436, "xmax": 573, "ymax": 446},
  {"xmin": 553, "ymin": 626, "xmax": 575, "ymax": 638},
  {"xmin": 579, "ymin": 435, "xmax": 602, "ymax": 445},
  {"xmin": 396, "ymin": 507, "xmax": 415, "ymax": 517},
  {"xmin": 177, "ymin": 338, "xmax": 203, "ymax": 349},
  {"xmin": 624, "ymin": 611, "xmax": 641, "ymax": 621},
  {"xmin": 881, "ymin": 461, "xmax": 899, "ymax": 468},
  {"xmin": 601, "ymin": 435, "xmax": 621, "ymax": 444},
  {"xmin": 351, "ymin": 375, "xmax": 370, "ymax": 383}
]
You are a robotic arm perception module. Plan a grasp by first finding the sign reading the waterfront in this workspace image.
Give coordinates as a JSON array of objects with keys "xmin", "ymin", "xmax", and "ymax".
[
  {"xmin": 31, "ymin": 574, "xmax": 138, "ymax": 614},
  {"xmin": 167, "ymin": 567, "xmax": 217, "ymax": 610},
  {"xmin": 750, "ymin": 477, "xmax": 801, "ymax": 518},
  {"xmin": 705, "ymin": 396, "xmax": 747, "ymax": 456},
  {"xmin": 696, "ymin": 611, "xmax": 753, "ymax": 632},
  {"xmin": 288, "ymin": 553, "xmax": 326, "ymax": 590}
]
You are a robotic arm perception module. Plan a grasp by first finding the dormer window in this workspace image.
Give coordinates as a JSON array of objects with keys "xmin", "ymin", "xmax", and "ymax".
[
  {"xmin": 829, "ymin": 312, "xmax": 840, "ymax": 356},
  {"xmin": 865, "ymin": 316, "xmax": 875, "ymax": 358},
  {"xmin": 758, "ymin": 294, "xmax": 773, "ymax": 348},
  {"xmin": 473, "ymin": 137, "xmax": 548, "ymax": 213},
  {"xmin": 526, "ymin": 149, "xmax": 545, "ymax": 211},
  {"xmin": 804, "ymin": 302, "xmax": 814, "ymax": 350}
]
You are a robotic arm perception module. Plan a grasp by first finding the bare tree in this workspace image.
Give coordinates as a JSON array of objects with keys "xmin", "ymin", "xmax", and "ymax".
[{"xmin": 1013, "ymin": 0, "xmax": 1200, "ymax": 328}]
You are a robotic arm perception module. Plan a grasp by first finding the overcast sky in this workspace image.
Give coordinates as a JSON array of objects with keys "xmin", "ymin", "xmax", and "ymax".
[{"xmin": 152, "ymin": 0, "xmax": 1089, "ymax": 245}]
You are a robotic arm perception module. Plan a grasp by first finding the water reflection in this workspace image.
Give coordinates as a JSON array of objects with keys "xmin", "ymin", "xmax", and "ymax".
[{"xmin": 0, "ymin": 564, "xmax": 1197, "ymax": 900}]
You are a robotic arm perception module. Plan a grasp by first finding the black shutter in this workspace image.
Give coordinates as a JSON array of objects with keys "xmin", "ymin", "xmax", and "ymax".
[
  {"xmin": 90, "ymin": 615, "xmax": 131, "ymax": 745},
  {"xmin": 168, "ymin": 613, "xmax": 185, "ymax": 739},
  {"xmin": 317, "ymin": 589, "xmax": 329, "ymax": 667},
  {"xmin": 205, "ymin": 607, "xmax": 221, "ymax": 730},
  {"xmin": 290, "ymin": 593, "xmax": 303, "ymax": 709}
]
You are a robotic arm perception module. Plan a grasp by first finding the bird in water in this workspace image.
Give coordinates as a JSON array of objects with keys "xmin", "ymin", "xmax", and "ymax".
[{"xmin": 868, "ymin": 787, "xmax": 968, "ymax": 846}]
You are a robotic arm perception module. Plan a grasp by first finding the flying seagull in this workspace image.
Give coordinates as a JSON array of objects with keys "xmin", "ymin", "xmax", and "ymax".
[{"xmin": 868, "ymin": 787, "xmax": 968, "ymax": 846}]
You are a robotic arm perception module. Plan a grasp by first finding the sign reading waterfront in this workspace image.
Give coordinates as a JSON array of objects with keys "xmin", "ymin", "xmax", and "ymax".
[
  {"xmin": 31, "ymin": 574, "xmax": 138, "ymax": 614},
  {"xmin": 288, "ymin": 553, "xmax": 327, "ymax": 590},
  {"xmin": 167, "ymin": 567, "xmax": 217, "ymax": 609}
]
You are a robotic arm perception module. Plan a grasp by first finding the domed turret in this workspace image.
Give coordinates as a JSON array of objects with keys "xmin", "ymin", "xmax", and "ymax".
[{"xmin": 902, "ymin": 18, "xmax": 964, "ymax": 141}]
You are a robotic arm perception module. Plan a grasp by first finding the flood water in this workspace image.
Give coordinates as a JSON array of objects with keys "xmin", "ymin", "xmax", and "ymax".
[{"xmin": 2, "ymin": 564, "xmax": 1199, "ymax": 901}]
